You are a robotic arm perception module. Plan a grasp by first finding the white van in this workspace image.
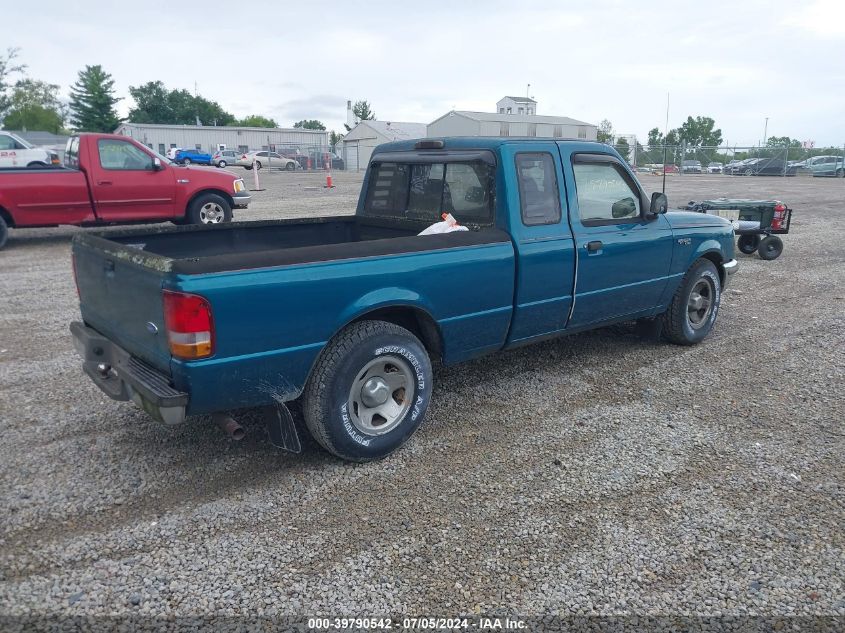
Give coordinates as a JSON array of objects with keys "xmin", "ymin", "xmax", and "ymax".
[{"xmin": 0, "ymin": 132, "xmax": 58, "ymax": 168}]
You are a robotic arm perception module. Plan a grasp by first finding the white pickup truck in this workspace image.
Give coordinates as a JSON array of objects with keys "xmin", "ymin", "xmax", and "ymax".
[{"xmin": 0, "ymin": 131, "xmax": 59, "ymax": 168}]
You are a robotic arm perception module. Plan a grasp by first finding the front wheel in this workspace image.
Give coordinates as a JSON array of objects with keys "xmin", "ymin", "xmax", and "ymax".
[
  {"xmin": 183, "ymin": 158, "xmax": 192, "ymax": 165},
  {"xmin": 744, "ymin": 168, "xmax": 753, "ymax": 176},
  {"xmin": 757, "ymin": 235, "xmax": 784, "ymax": 260},
  {"xmin": 254, "ymin": 161, "xmax": 262, "ymax": 170},
  {"xmin": 837, "ymin": 169, "xmax": 844, "ymax": 178},
  {"xmin": 302, "ymin": 320, "xmax": 433, "ymax": 461},
  {"xmin": 286, "ymin": 161, "xmax": 295, "ymax": 171},
  {"xmin": 217, "ymin": 160, "xmax": 227, "ymax": 168},
  {"xmin": 661, "ymin": 258, "xmax": 721, "ymax": 345},
  {"xmin": 187, "ymin": 193, "xmax": 232, "ymax": 225},
  {"xmin": 0, "ymin": 214, "xmax": 8, "ymax": 250},
  {"xmin": 737, "ymin": 234, "xmax": 761, "ymax": 254}
]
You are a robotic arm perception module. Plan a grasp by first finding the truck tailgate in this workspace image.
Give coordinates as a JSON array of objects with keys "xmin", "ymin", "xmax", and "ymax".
[{"xmin": 73, "ymin": 240, "xmax": 172, "ymax": 373}]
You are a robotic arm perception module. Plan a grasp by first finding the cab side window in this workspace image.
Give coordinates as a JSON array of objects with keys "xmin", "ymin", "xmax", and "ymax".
[
  {"xmin": 573, "ymin": 161, "xmax": 641, "ymax": 224},
  {"xmin": 516, "ymin": 153, "xmax": 561, "ymax": 226},
  {"xmin": 97, "ymin": 139, "xmax": 154, "ymax": 171}
]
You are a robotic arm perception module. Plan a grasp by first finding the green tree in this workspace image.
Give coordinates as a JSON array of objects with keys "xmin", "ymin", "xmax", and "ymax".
[
  {"xmin": 615, "ymin": 137, "xmax": 630, "ymax": 161},
  {"xmin": 676, "ymin": 116, "xmax": 722, "ymax": 147},
  {"xmin": 353, "ymin": 100, "xmax": 375, "ymax": 121},
  {"xmin": 294, "ymin": 119, "xmax": 326, "ymax": 130},
  {"xmin": 0, "ymin": 47, "xmax": 26, "ymax": 119},
  {"xmin": 329, "ymin": 130, "xmax": 344, "ymax": 150},
  {"xmin": 647, "ymin": 127, "xmax": 664, "ymax": 148},
  {"xmin": 233, "ymin": 114, "xmax": 277, "ymax": 128},
  {"xmin": 127, "ymin": 81, "xmax": 235, "ymax": 126},
  {"xmin": 69, "ymin": 65, "xmax": 120, "ymax": 132},
  {"xmin": 597, "ymin": 119, "xmax": 613, "ymax": 144},
  {"xmin": 766, "ymin": 136, "xmax": 801, "ymax": 148},
  {"xmin": 1, "ymin": 79, "xmax": 64, "ymax": 133}
]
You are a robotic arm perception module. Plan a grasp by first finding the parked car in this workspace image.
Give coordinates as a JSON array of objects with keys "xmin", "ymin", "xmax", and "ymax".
[
  {"xmin": 0, "ymin": 131, "xmax": 61, "ymax": 168},
  {"xmin": 307, "ymin": 150, "xmax": 345, "ymax": 171},
  {"xmin": 69, "ymin": 137, "xmax": 737, "ymax": 462},
  {"xmin": 737, "ymin": 157, "xmax": 796, "ymax": 176},
  {"xmin": 681, "ymin": 160, "xmax": 702, "ymax": 174},
  {"xmin": 174, "ymin": 148, "xmax": 214, "ymax": 166},
  {"xmin": 808, "ymin": 155, "xmax": 844, "ymax": 177},
  {"xmin": 243, "ymin": 151, "xmax": 298, "ymax": 171},
  {"xmin": 0, "ymin": 133, "xmax": 250, "ymax": 250},
  {"xmin": 211, "ymin": 149, "xmax": 240, "ymax": 168},
  {"xmin": 726, "ymin": 159, "xmax": 754, "ymax": 175},
  {"xmin": 707, "ymin": 162, "xmax": 723, "ymax": 174}
]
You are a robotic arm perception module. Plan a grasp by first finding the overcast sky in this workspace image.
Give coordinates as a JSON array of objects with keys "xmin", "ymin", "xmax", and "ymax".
[{"xmin": 7, "ymin": 0, "xmax": 845, "ymax": 146}]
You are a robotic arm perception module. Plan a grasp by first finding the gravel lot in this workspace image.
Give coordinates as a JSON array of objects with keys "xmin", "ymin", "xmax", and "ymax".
[{"xmin": 0, "ymin": 167, "xmax": 843, "ymax": 621}]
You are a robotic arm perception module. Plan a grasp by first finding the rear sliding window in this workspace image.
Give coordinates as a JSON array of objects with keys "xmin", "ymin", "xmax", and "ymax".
[{"xmin": 364, "ymin": 161, "xmax": 494, "ymax": 224}]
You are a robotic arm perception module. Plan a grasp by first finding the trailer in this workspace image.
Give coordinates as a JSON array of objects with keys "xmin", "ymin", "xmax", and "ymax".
[{"xmin": 686, "ymin": 199, "xmax": 792, "ymax": 260}]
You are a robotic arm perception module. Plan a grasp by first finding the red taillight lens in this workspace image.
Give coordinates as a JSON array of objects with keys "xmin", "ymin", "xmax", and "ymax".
[
  {"xmin": 772, "ymin": 203, "xmax": 786, "ymax": 230},
  {"xmin": 162, "ymin": 290, "xmax": 215, "ymax": 359}
]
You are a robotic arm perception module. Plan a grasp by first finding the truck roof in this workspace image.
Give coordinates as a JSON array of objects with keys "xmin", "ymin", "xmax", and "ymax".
[{"xmin": 375, "ymin": 137, "xmax": 610, "ymax": 153}]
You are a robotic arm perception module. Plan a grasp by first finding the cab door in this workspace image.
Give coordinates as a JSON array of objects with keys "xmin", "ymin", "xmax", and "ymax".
[
  {"xmin": 90, "ymin": 137, "xmax": 176, "ymax": 222},
  {"xmin": 501, "ymin": 143, "xmax": 576, "ymax": 345},
  {"xmin": 561, "ymin": 150, "xmax": 673, "ymax": 328}
]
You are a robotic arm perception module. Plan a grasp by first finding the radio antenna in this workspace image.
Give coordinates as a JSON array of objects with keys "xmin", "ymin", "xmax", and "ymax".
[{"xmin": 662, "ymin": 92, "xmax": 670, "ymax": 194}]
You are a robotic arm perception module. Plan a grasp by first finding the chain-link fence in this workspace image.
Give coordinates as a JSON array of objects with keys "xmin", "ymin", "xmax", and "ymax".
[{"xmin": 612, "ymin": 143, "xmax": 845, "ymax": 177}]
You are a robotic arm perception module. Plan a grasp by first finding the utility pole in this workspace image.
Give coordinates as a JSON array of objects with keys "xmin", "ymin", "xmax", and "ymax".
[{"xmin": 763, "ymin": 117, "xmax": 769, "ymax": 145}]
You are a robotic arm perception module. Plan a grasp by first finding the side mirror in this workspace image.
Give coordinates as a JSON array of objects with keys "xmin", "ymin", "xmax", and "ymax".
[
  {"xmin": 649, "ymin": 192, "xmax": 668, "ymax": 218},
  {"xmin": 611, "ymin": 196, "xmax": 638, "ymax": 219},
  {"xmin": 152, "ymin": 157, "xmax": 163, "ymax": 171}
]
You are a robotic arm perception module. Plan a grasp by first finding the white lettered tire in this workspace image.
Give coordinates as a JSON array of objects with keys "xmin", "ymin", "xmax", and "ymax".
[{"xmin": 302, "ymin": 320, "xmax": 433, "ymax": 461}]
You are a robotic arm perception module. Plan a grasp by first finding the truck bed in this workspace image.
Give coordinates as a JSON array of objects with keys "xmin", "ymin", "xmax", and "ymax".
[{"xmin": 94, "ymin": 216, "xmax": 506, "ymax": 274}]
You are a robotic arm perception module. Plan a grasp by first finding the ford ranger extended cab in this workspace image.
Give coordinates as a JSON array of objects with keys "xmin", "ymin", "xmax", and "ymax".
[
  {"xmin": 0, "ymin": 133, "xmax": 250, "ymax": 250},
  {"xmin": 70, "ymin": 138, "xmax": 737, "ymax": 461}
]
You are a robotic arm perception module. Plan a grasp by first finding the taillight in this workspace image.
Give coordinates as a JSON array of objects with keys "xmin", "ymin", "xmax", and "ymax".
[
  {"xmin": 772, "ymin": 203, "xmax": 786, "ymax": 231},
  {"xmin": 162, "ymin": 290, "xmax": 215, "ymax": 359}
]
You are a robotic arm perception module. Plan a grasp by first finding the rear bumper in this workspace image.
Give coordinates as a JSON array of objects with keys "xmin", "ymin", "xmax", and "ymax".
[
  {"xmin": 70, "ymin": 321, "xmax": 188, "ymax": 425},
  {"xmin": 232, "ymin": 192, "xmax": 251, "ymax": 208}
]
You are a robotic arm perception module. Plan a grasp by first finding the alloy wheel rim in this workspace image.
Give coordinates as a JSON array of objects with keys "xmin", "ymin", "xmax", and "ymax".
[
  {"xmin": 687, "ymin": 279, "xmax": 714, "ymax": 329},
  {"xmin": 199, "ymin": 202, "xmax": 225, "ymax": 224},
  {"xmin": 348, "ymin": 355, "xmax": 415, "ymax": 436}
]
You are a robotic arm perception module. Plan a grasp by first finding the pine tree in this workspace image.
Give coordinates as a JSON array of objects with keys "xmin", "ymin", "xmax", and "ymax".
[{"xmin": 69, "ymin": 65, "xmax": 120, "ymax": 132}]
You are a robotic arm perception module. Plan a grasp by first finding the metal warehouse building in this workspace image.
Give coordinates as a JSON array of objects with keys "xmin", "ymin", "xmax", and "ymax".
[
  {"xmin": 427, "ymin": 110, "xmax": 597, "ymax": 141},
  {"xmin": 341, "ymin": 120, "xmax": 427, "ymax": 171},
  {"xmin": 114, "ymin": 123, "xmax": 329, "ymax": 156}
]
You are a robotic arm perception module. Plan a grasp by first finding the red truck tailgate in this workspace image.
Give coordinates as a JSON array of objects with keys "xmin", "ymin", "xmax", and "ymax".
[{"xmin": 73, "ymin": 238, "xmax": 172, "ymax": 373}]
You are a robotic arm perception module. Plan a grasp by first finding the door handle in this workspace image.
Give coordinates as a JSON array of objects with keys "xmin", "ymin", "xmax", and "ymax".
[
  {"xmin": 97, "ymin": 180, "xmax": 112, "ymax": 185},
  {"xmin": 586, "ymin": 240, "xmax": 603, "ymax": 252}
]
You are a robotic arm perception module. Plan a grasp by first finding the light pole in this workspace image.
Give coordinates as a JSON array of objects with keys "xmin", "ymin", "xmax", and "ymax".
[{"xmin": 763, "ymin": 117, "xmax": 769, "ymax": 145}]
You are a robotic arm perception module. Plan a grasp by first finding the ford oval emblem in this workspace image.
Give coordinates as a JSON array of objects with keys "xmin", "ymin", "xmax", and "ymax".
[{"xmin": 146, "ymin": 322, "xmax": 159, "ymax": 335}]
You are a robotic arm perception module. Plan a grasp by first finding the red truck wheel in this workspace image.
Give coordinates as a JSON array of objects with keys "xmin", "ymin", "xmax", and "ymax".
[
  {"xmin": 302, "ymin": 320, "xmax": 433, "ymax": 461},
  {"xmin": 187, "ymin": 193, "xmax": 232, "ymax": 225},
  {"xmin": 0, "ymin": 215, "xmax": 8, "ymax": 250}
]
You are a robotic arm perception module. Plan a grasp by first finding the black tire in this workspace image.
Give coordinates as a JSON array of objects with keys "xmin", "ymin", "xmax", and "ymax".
[
  {"xmin": 837, "ymin": 169, "xmax": 844, "ymax": 178},
  {"xmin": 744, "ymin": 168, "xmax": 753, "ymax": 176},
  {"xmin": 245, "ymin": 164, "xmax": 253, "ymax": 170},
  {"xmin": 661, "ymin": 258, "xmax": 721, "ymax": 346},
  {"xmin": 217, "ymin": 160, "xmax": 227, "ymax": 168},
  {"xmin": 26, "ymin": 161, "xmax": 48, "ymax": 168},
  {"xmin": 302, "ymin": 320, "xmax": 433, "ymax": 462},
  {"xmin": 285, "ymin": 161, "xmax": 295, "ymax": 171},
  {"xmin": 254, "ymin": 161, "xmax": 262, "ymax": 170},
  {"xmin": 183, "ymin": 158, "xmax": 192, "ymax": 165},
  {"xmin": 757, "ymin": 235, "xmax": 784, "ymax": 260},
  {"xmin": 186, "ymin": 192, "xmax": 232, "ymax": 225},
  {"xmin": 737, "ymin": 234, "xmax": 761, "ymax": 254},
  {"xmin": 0, "ymin": 215, "xmax": 8, "ymax": 250}
]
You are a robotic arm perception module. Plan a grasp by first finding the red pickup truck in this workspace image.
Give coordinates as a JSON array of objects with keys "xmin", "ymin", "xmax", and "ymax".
[{"xmin": 0, "ymin": 133, "xmax": 251, "ymax": 249}]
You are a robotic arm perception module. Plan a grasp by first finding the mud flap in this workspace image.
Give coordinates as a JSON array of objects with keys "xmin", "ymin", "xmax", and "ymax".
[{"xmin": 263, "ymin": 403, "xmax": 302, "ymax": 454}]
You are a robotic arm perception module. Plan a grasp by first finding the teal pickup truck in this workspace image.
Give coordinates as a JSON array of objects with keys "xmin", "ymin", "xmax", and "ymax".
[{"xmin": 70, "ymin": 137, "xmax": 737, "ymax": 461}]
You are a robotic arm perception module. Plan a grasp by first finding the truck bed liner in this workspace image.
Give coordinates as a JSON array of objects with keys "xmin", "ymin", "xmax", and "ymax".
[{"xmin": 77, "ymin": 217, "xmax": 509, "ymax": 275}]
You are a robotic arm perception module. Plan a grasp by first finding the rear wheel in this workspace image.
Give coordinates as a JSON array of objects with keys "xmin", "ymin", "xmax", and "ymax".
[
  {"xmin": 254, "ymin": 161, "xmax": 263, "ymax": 170},
  {"xmin": 837, "ymin": 169, "xmax": 844, "ymax": 178},
  {"xmin": 757, "ymin": 235, "xmax": 784, "ymax": 260},
  {"xmin": 661, "ymin": 258, "xmax": 721, "ymax": 345},
  {"xmin": 302, "ymin": 320, "xmax": 433, "ymax": 461},
  {"xmin": 286, "ymin": 161, "xmax": 295, "ymax": 171},
  {"xmin": 217, "ymin": 160, "xmax": 227, "ymax": 168},
  {"xmin": 187, "ymin": 193, "xmax": 232, "ymax": 225},
  {"xmin": 0, "ymin": 215, "xmax": 8, "ymax": 250},
  {"xmin": 737, "ymin": 234, "xmax": 761, "ymax": 254}
]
